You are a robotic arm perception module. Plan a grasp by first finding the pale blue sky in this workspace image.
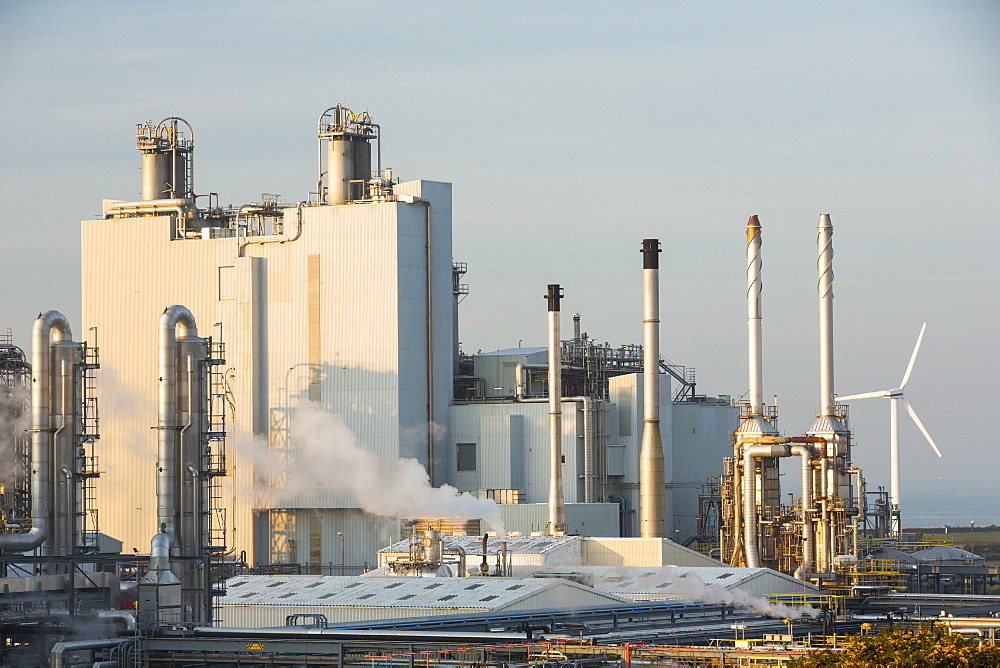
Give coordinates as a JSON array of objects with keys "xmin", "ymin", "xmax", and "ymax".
[{"xmin": 1, "ymin": 1, "xmax": 998, "ymax": 493}]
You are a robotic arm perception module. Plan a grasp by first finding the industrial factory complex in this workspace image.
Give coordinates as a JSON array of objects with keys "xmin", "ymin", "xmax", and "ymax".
[{"xmin": 1, "ymin": 106, "xmax": 996, "ymax": 666}]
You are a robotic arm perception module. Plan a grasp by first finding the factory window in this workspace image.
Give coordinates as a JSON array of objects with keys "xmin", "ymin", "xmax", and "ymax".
[
  {"xmin": 385, "ymin": 582, "xmax": 404, "ymax": 589},
  {"xmin": 438, "ymin": 594, "xmax": 458, "ymax": 601},
  {"xmin": 465, "ymin": 583, "xmax": 484, "ymax": 590},
  {"xmin": 229, "ymin": 581, "xmax": 247, "ymax": 588},
  {"xmin": 345, "ymin": 582, "xmax": 363, "ymax": 589},
  {"xmin": 506, "ymin": 584, "xmax": 524, "ymax": 591},
  {"xmin": 399, "ymin": 594, "xmax": 416, "ymax": 600},
  {"xmin": 279, "ymin": 592, "xmax": 296, "ymax": 599},
  {"xmin": 218, "ymin": 265, "xmax": 235, "ymax": 301},
  {"xmin": 266, "ymin": 581, "xmax": 286, "ymax": 588},
  {"xmin": 319, "ymin": 593, "xmax": 337, "ymax": 599},
  {"xmin": 480, "ymin": 595, "xmax": 499, "ymax": 601},
  {"xmin": 457, "ymin": 443, "xmax": 477, "ymax": 471},
  {"xmin": 717, "ymin": 573, "xmax": 733, "ymax": 579},
  {"xmin": 306, "ymin": 581, "xmax": 322, "ymax": 588},
  {"xmin": 357, "ymin": 593, "xmax": 375, "ymax": 600},
  {"xmin": 425, "ymin": 582, "xmax": 443, "ymax": 589}
]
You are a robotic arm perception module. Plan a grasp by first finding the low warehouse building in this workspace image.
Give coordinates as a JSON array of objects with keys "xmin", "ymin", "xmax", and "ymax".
[{"xmin": 218, "ymin": 575, "xmax": 629, "ymax": 628}]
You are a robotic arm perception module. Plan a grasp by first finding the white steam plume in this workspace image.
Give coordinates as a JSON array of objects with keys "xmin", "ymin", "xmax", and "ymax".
[
  {"xmin": 655, "ymin": 567, "xmax": 820, "ymax": 619},
  {"xmin": 251, "ymin": 401, "xmax": 503, "ymax": 531},
  {"xmin": 565, "ymin": 566, "xmax": 820, "ymax": 620}
]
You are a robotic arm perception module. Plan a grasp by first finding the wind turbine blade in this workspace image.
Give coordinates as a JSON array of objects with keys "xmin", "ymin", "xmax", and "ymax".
[
  {"xmin": 837, "ymin": 391, "xmax": 885, "ymax": 401},
  {"xmin": 900, "ymin": 322, "xmax": 927, "ymax": 389},
  {"xmin": 902, "ymin": 398, "xmax": 943, "ymax": 458}
]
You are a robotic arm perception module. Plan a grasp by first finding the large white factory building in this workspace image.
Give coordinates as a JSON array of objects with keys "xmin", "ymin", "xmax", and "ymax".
[{"xmin": 81, "ymin": 109, "xmax": 735, "ymax": 569}]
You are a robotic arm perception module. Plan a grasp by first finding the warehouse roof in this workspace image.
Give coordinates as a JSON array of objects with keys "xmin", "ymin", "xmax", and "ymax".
[
  {"xmin": 532, "ymin": 565, "xmax": 816, "ymax": 597},
  {"xmin": 221, "ymin": 575, "xmax": 628, "ymax": 609}
]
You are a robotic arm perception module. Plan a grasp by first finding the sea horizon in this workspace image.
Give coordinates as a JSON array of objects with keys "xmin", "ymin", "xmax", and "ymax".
[{"xmin": 901, "ymin": 479, "xmax": 999, "ymax": 528}]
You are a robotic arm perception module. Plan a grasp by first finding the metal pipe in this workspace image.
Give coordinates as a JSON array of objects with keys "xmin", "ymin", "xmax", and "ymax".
[
  {"xmin": 157, "ymin": 306, "xmax": 198, "ymax": 540},
  {"xmin": 639, "ymin": 239, "xmax": 664, "ymax": 538},
  {"xmin": 790, "ymin": 445, "xmax": 816, "ymax": 579},
  {"xmin": 742, "ymin": 444, "xmax": 790, "ymax": 568},
  {"xmin": 817, "ymin": 214, "xmax": 835, "ymax": 417},
  {"xmin": 104, "ymin": 198, "xmax": 195, "ymax": 218},
  {"xmin": 819, "ymin": 456, "xmax": 830, "ymax": 572},
  {"xmin": 581, "ymin": 396, "xmax": 595, "ymax": 503},
  {"xmin": 424, "ymin": 200, "xmax": 435, "ymax": 485},
  {"xmin": 443, "ymin": 546, "xmax": 467, "ymax": 577},
  {"xmin": 746, "ymin": 216, "xmax": 763, "ymax": 415},
  {"xmin": 545, "ymin": 284, "xmax": 565, "ymax": 535},
  {"xmin": 5, "ymin": 312, "xmax": 74, "ymax": 553}
]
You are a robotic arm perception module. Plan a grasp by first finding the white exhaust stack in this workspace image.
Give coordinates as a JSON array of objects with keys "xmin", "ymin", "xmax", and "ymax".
[
  {"xmin": 817, "ymin": 214, "xmax": 836, "ymax": 418},
  {"xmin": 639, "ymin": 239, "xmax": 665, "ymax": 538},
  {"xmin": 807, "ymin": 213, "xmax": 847, "ymax": 573},
  {"xmin": 545, "ymin": 284, "xmax": 565, "ymax": 535},
  {"xmin": 746, "ymin": 216, "xmax": 764, "ymax": 415}
]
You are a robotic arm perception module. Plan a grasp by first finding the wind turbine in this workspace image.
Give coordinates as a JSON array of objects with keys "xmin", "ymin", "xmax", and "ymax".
[{"xmin": 838, "ymin": 323, "xmax": 942, "ymax": 528}]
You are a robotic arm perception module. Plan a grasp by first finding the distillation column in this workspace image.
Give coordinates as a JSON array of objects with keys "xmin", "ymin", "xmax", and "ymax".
[
  {"xmin": 143, "ymin": 305, "xmax": 226, "ymax": 626},
  {"xmin": 0, "ymin": 312, "xmax": 100, "ymax": 562},
  {"xmin": 732, "ymin": 217, "xmax": 782, "ymax": 567},
  {"xmin": 804, "ymin": 214, "xmax": 856, "ymax": 573},
  {"xmin": 318, "ymin": 105, "xmax": 378, "ymax": 204}
]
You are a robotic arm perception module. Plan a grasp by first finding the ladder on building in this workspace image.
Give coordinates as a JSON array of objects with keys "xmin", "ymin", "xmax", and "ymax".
[{"xmin": 78, "ymin": 344, "xmax": 101, "ymax": 552}]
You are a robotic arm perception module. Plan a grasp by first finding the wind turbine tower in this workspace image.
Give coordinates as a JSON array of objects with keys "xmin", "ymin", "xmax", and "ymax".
[{"xmin": 838, "ymin": 323, "xmax": 943, "ymax": 537}]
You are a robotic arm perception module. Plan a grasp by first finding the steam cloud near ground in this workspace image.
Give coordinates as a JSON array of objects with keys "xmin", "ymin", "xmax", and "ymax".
[
  {"xmin": 246, "ymin": 401, "xmax": 503, "ymax": 531},
  {"xmin": 571, "ymin": 566, "xmax": 819, "ymax": 620}
]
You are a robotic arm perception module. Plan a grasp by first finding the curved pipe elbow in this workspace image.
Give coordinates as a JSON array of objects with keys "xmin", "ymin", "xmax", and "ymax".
[{"xmin": 0, "ymin": 526, "xmax": 45, "ymax": 554}]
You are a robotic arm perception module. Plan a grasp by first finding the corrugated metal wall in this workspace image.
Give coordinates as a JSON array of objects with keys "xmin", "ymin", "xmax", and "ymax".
[
  {"xmin": 82, "ymin": 180, "xmax": 454, "ymax": 566},
  {"xmin": 449, "ymin": 402, "xmax": 581, "ymax": 504},
  {"xmin": 669, "ymin": 401, "xmax": 738, "ymax": 541}
]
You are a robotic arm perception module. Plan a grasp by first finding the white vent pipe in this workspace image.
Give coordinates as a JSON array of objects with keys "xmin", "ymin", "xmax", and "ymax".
[
  {"xmin": 742, "ymin": 443, "xmax": 789, "ymax": 567},
  {"xmin": 157, "ymin": 306, "xmax": 198, "ymax": 541},
  {"xmin": 791, "ymin": 444, "xmax": 817, "ymax": 579},
  {"xmin": 639, "ymin": 239, "xmax": 664, "ymax": 538},
  {"xmin": 545, "ymin": 284, "xmax": 565, "ymax": 535},
  {"xmin": 817, "ymin": 214, "xmax": 835, "ymax": 417}
]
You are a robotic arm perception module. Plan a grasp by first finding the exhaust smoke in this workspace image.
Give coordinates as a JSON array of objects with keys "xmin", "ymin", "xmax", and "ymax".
[{"xmin": 251, "ymin": 401, "xmax": 503, "ymax": 531}]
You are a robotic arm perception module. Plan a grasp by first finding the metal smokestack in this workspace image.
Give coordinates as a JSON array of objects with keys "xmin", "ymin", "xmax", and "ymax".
[
  {"xmin": 545, "ymin": 284, "xmax": 565, "ymax": 535},
  {"xmin": 746, "ymin": 216, "xmax": 764, "ymax": 415},
  {"xmin": 639, "ymin": 239, "xmax": 665, "ymax": 538},
  {"xmin": 817, "ymin": 214, "xmax": 835, "ymax": 417}
]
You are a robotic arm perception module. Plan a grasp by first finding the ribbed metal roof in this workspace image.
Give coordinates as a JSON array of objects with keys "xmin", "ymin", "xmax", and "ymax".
[
  {"xmin": 221, "ymin": 574, "xmax": 626, "ymax": 608},
  {"xmin": 380, "ymin": 534, "xmax": 578, "ymax": 556},
  {"xmin": 533, "ymin": 566, "xmax": 814, "ymax": 596}
]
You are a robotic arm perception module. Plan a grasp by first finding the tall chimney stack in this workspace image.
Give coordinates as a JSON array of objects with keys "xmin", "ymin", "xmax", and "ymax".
[
  {"xmin": 639, "ymin": 239, "xmax": 665, "ymax": 538},
  {"xmin": 817, "ymin": 214, "xmax": 835, "ymax": 417},
  {"xmin": 545, "ymin": 284, "xmax": 565, "ymax": 535}
]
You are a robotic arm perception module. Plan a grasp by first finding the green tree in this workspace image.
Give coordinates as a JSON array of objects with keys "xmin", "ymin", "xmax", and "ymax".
[{"xmin": 789, "ymin": 625, "xmax": 1000, "ymax": 667}]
